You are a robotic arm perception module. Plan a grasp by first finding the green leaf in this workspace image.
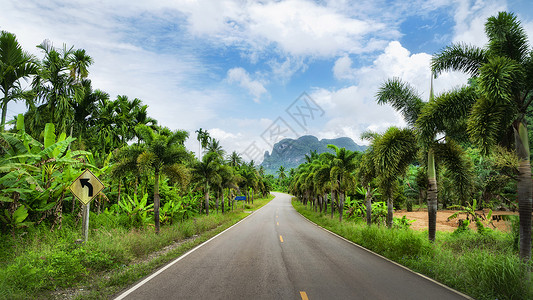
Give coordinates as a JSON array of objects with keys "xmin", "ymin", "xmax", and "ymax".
[
  {"xmin": 43, "ymin": 123, "xmax": 56, "ymax": 149},
  {"xmin": 12, "ymin": 205, "xmax": 28, "ymax": 224}
]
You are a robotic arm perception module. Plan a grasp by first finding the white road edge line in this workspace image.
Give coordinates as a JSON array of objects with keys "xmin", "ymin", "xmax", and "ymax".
[
  {"xmin": 292, "ymin": 202, "xmax": 474, "ymax": 300},
  {"xmin": 114, "ymin": 200, "xmax": 270, "ymax": 300}
]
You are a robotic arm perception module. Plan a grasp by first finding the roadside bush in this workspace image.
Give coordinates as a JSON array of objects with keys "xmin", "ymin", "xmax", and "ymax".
[{"xmin": 292, "ymin": 199, "xmax": 533, "ymax": 300}]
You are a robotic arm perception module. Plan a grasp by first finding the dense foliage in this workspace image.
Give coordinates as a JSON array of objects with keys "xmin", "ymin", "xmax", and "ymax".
[{"xmin": 0, "ymin": 31, "xmax": 272, "ymax": 237}]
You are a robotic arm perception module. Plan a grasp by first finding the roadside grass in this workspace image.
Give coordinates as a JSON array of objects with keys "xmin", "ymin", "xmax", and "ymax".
[
  {"xmin": 0, "ymin": 194, "xmax": 274, "ymax": 300},
  {"xmin": 293, "ymin": 200, "xmax": 532, "ymax": 300}
]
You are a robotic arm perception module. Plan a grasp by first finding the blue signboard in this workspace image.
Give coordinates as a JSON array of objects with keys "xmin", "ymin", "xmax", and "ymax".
[{"xmin": 235, "ymin": 196, "xmax": 246, "ymax": 201}]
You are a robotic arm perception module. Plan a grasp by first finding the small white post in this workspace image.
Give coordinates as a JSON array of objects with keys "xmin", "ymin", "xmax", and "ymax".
[{"xmin": 82, "ymin": 203, "xmax": 90, "ymax": 242}]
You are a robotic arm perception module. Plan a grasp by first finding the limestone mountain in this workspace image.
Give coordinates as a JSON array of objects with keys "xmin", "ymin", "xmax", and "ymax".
[{"xmin": 260, "ymin": 135, "xmax": 367, "ymax": 176}]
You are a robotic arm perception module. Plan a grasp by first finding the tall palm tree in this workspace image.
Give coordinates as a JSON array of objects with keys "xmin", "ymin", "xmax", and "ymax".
[
  {"xmin": 191, "ymin": 151, "xmax": 221, "ymax": 215},
  {"xmin": 321, "ymin": 145, "xmax": 358, "ymax": 222},
  {"xmin": 277, "ymin": 165, "xmax": 286, "ymax": 180},
  {"xmin": 227, "ymin": 151, "xmax": 243, "ymax": 168},
  {"xmin": 357, "ymin": 144, "xmax": 377, "ymax": 226},
  {"xmin": 216, "ymin": 164, "xmax": 237, "ymax": 213},
  {"xmin": 69, "ymin": 49, "xmax": 93, "ymax": 83},
  {"xmin": 0, "ymin": 31, "xmax": 37, "ymax": 131},
  {"xmin": 135, "ymin": 124, "xmax": 189, "ymax": 233},
  {"xmin": 195, "ymin": 128, "xmax": 210, "ymax": 160},
  {"xmin": 372, "ymin": 127, "xmax": 417, "ymax": 227},
  {"xmin": 206, "ymin": 138, "xmax": 225, "ymax": 158},
  {"xmin": 377, "ymin": 77, "xmax": 476, "ymax": 240},
  {"xmin": 432, "ymin": 11, "xmax": 533, "ymax": 260}
]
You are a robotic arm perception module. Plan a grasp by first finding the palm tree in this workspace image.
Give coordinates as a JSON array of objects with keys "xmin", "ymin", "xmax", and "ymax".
[
  {"xmin": 191, "ymin": 151, "xmax": 221, "ymax": 216},
  {"xmin": 69, "ymin": 49, "xmax": 93, "ymax": 83},
  {"xmin": 357, "ymin": 144, "xmax": 377, "ymax": 226},
  {"xmin": 31, "ymin": 41, "xmax": 78, "ymax": 132},
  {"xmin": 216, "ymin": 164, "xmax": 237, "ymax": 213},
  {"xmin": 206, "ymin": 138, "xmax": 225, "ymax": 158},
  {"xmin": 0, "ymin": 31, "xmax": 37, "ymax": 131},
  {"xmin": 70, "ymin": 80, "xmax": 105, "ymax": 147},
  {"xmin": 135, "ymin": 124, "xmax": 189, "ymax": 233},
  {"xmin": 277, "ymin": 165, "xmax": 286, "ymax": 180},
  {"xmin": 195, "ymin": 128, "xmax": 210, "ymax": 160},
  {"xmin": 372, "ymin": 127, "xmax": 417, "ymax": 227},
  {"xmin": 227, "ymin": 151, "xmax": 243, "ymax": 168},
  {"xmin": 432, "ymin": 12, "xmax": 533, "ymax": 260},
  {"xmin": 321, "ymin": 145, "xmax": 358, "ymax": 222},
  {"xmin": 377, "ymin": 77, "xmax": 476, "ymax": 240}
]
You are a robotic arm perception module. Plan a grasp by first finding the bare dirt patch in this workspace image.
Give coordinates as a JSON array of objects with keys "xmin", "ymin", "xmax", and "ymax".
[{"xmin": 395, "ymin": 209, "xmax": 517, "ymax": 232}]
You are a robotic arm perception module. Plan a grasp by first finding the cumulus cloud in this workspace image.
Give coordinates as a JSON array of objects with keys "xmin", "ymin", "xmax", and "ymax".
[
  {"xmin": 321, "ymin": 40, "xmax": 470, "ymax": 144},
  {"xmin": 226, "ymin": 67, "xmax": 268, "ymax": 103},
  {"xmin": 176, "ymin": 0, "xmax": 397, "ymax": 57},
  {"xmin": 333, "ymin": 55, "xmax": 356, "ymax": 80},
  {"xmin": 452, "ymin": 0, "xmax": 508, "ymax": 46}
]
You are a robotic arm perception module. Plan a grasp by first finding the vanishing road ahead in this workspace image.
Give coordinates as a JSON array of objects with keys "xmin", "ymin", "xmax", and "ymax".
[{"xmin": 115, "ymin": 192, "xmax": 469, "ymax": 300}]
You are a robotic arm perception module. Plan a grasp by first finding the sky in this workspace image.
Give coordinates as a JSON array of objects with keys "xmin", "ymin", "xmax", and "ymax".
[{"xmin": 1, "ymin": 0, "xmax": 533, "ymax": 162}]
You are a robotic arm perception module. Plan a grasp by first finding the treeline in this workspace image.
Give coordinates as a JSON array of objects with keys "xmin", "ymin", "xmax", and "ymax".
[
  {"xmin": 0, "ymin": 31, "xmax": 271, "ymax": 236},
  {"xmin": 289, "ymin": 11, "xmax": 533, "ymax": 262}
]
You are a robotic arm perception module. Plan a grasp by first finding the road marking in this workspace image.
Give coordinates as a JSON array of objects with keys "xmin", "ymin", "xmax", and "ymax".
[
  {"xmin": 279, "ymin": 235, "xmax": 283, "ymax": 243},
  {"xmin": 293, "ymin": 210, "xmax": 474, "ymax": 300},
  {"xmin": 300, "ymin": 291, "xmax": 309, "ymax": 300},
  {"xmin": 113, "ymin": 204, "xmax": 268, "ymax": 300}
]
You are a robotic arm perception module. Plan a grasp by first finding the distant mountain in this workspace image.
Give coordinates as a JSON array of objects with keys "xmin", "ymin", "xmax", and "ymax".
[{"xmin": 260, "ymin": 135, "xmax": 367, "ymax": 176}]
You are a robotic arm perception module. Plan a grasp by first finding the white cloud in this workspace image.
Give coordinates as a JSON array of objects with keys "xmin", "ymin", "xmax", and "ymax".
[
  {"xmin": 176, "ymin": 0, "xmax": 398, "ymax": 57},
  {"xmin": 319, "ymin": 40, "xmax": 470, "ymax": 144},
  {"xmin": 226, "ymin": 67, "xmax": 268, "ymax": 103},
  {"xmin": 451, "ymin": 0, "xmax": 508, "ymax": 46},
  {"xmin": 333, "ymin": 55, "xmax": 356, "ymax": 80}
]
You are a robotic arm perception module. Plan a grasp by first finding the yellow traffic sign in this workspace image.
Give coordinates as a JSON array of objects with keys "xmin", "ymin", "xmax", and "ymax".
[{"xmin": 69, "ymin": 169, "xmax": 105, "ymax": 205}]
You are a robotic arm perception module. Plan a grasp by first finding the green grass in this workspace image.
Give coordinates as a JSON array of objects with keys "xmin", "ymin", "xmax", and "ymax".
[
  {"xmin": 0, "ymin": 194, "xmax": 274, "ymax": 300},
  {"xmin": 293, "ymin": 199, "xmax": 532, "ymax": 300}
]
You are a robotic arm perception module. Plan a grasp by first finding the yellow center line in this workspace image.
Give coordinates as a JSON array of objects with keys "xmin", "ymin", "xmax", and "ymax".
[
  {"xmin": 300, "ymin": 291, "xmax": 309, "ymax": 300},
  {"xmin": 279, "ymin": 235, "xmax": 284, "ymax": 243}
]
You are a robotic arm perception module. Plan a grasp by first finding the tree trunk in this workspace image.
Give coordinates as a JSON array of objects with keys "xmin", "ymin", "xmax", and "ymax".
[
  {"xmin": 221, "ymin": 188, "xmax": 225, "ymax": 214},
  {"xmin": 117, "ymin": 180, "xmax": 122, "ymax": 206},
  {"xmin": 323, "ymin": 192, "xmax": 328, "ymax": 214},
  {"xmin": 515, "ymin": 122, "xmax": 532, "ymax": 261},
  {"xmin": 330, "ymin": 189, "xmax": 335, "ymax": 219},
  {"xmin": 154, "ymin": 169, "xmax": 161, "ymax": 234},
  {"xmin": 365, "ymin": 186, "xmax": 372, "ymax": 226},
  {"xmin": 216, "ymin": 190, "xmax": 220, "ymax": 213},
  {"xmin": 386, "ymin": 194, "xmax": 393, "ymax": 228},
  {"xmin": 339, "ymin": 191, "xmax": 344, "ymax": 222},
  {"xmin": 1, "ymin": 99, "xmax": 8, "ymax": 132},
  {"xmin": 205, "ymin": 183, "xmax": 210, "ymax": 216},
  {"xmin": 427, "ymin": 149, "xmax": 438, "ymax": 242}
]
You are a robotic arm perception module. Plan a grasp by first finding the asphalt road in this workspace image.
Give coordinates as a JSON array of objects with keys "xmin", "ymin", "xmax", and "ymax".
[{"xmin": 115, "ymin": 192, "xmax": 469, "ymax": 300}]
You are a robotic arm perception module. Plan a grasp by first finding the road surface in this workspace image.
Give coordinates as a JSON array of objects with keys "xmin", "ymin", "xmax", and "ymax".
[{"xmin": 115, "ymin": 192, "xmax": 469, "ymax": 300}]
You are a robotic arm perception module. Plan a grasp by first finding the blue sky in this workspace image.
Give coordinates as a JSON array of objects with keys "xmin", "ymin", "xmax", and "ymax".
[{"xmin": 1, "ymin": 0, "xmax": 532, "ymax": 161}]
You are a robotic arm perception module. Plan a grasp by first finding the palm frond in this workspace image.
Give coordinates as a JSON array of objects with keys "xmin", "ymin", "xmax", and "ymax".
[
  {"xmin": 434, "ymin": 140, "xmax": 474, "ymax": 204},
  {"xmin": 479, "ymin": 56, "xmax": 524, "ymax": 105},
  {"xmin": 416, "ymin": 86, "xmax": 478, "ymax": 145},
  {"xmin": 467, "ymin": 96, "xmax": 515, "ymax": 154},
  {"xmin": 485, "ymin": 12, "xmax": 530, "ymax": 62},
  {"xmin": 376, "ymin": 78, "xmax": 424, "ymax": 126},
  {"xmin": 431, "ymin": 43, "xmax": 487, "ymax": 76}
]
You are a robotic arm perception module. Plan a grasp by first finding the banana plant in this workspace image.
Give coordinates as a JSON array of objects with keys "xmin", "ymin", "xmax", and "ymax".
[
  {"xmin": 447, "ymin": 199, "xmax": 494, "ymax": 233},
  {"xmin": 159, "ymin": 199, "xmax": 184, "ymax": 225},
  {"xmin": 0, "ymin": 205, "xmax": 33, "ymax": 237},
  {"xmin": 113, "ymin": 193, "xmax": 153, "ymax": 228}
]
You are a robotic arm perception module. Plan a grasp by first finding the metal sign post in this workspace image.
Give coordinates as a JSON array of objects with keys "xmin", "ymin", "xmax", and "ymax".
[{"xmin": 69, "ymin": 169, "xmax": 105, "ymax": 242}]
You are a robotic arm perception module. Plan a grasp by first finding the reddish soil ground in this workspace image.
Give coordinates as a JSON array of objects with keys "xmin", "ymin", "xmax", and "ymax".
[{"xmin": 395, "ymin": 209, "xmax": 519, "ymax": 232}]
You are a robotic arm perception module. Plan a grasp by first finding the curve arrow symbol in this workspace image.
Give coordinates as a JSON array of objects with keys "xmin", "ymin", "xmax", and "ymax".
[{"xmin": 80, "ymin": 178, "xmax": 94, "ymax": 197}]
